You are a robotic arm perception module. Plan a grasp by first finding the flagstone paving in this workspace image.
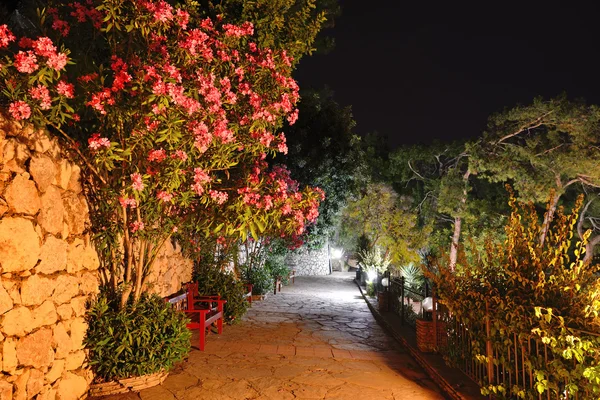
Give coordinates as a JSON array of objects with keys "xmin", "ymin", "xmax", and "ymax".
[{"xmin": 100, "ymin": 272, "xmax": 445, "ymax": 400}]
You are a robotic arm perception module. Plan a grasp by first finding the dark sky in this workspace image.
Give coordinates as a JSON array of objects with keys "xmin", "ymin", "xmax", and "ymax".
[{"xmin": 294, "ymin": 1, "xmax": 600, "ymax": 148}]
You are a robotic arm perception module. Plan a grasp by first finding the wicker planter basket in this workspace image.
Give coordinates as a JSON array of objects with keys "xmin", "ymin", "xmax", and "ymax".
[
  {"xmin": 416, "ymin": 319, "xmax": 447, "ymax": 353},
  {"xmin": 251, "ymin": 294, "xmax": 267, "ymax": 301},
  {"xmin": 88, "ymin": 371, "xmax": 168, "ymax": 397}
]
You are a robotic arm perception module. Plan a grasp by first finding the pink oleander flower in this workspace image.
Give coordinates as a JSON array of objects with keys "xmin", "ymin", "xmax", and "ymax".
[
  {"xmin": 148, "ymin": 149, "xmax": 167, "ymax": 162},
  {"xmin": 0, "ymin": 25, "xmax": 16, "ymax": 49},
  {"xmin": 157, "ymin": 190, "xmax": 173, "ymax": 202},
  {"xmin": 88, "ymin": 133, "xmax": 111, "ymax": 150},
  {"xmin": 130, "ymin": 220, "xmax": 145, "ymax": 233},
  {"xmin": 14, "ymin": 51, "xmax": 39, "ymax": 73},
  {"xmin": 209, "ymin": 190, "xmax": 228, "ymax": 205},
  {"xmin": 33, "ymin": 37, "xmax": 57, "ymax": 57},
  {"xmin": 172, "ymin": 226, "xmax": 178, "ymax": 233},
  {"xmin": 173, "ymin": 150, "xmax": 188, "ymax": 161},
  {"xmin": 131, "ymin": 173, "xmax": 144, "ymax": 191},
  {"xmin": 56, "ymin": 81, "xmax": 75, "ymax": 98},
  {"xmin": 277, "ymin": 142, "xmax": 288, "ymax": 154},
  {"xmin": 281, "ymin": 203, "xmax": 292, "ymax": 216},
  {"xmin": 8, "ymin": 101, "xmax": 31, "ymax": 120},
  {"xmin": 29, "ymin": 84, "xmax": 52, "ymax": 110},
  {"xmin": 287, "ymin": 109, "xmax": 299, "ymax": 125},
  {"xmin": 176, "ymin": 9, "xmax": 189, "ymax": 29},
  {"xmin": 223, "ymin": 22, "xmax": 254, "ymax": 37},
  {"xmin": 193, "ymin": 168, "xmax": 211, "ymax": 184},
  {"xmin": 47, "ymin": 52, "xmax": 68, "ymax": 71},
  {"xmin": 119, "ymin": 196, "xmax": 138, "ymax": 209}
]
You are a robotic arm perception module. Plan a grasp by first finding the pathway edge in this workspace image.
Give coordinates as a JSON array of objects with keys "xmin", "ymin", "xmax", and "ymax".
[{"xmin": 354, "ymin": 280, "xmax": 484, "ymax": 400}]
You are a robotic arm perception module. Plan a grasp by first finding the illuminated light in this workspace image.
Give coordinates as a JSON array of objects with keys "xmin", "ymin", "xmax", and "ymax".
[
  {"xmin": 381, "ymin": 277, "xmax": 389, "ymax": 287},
  {"xmin": 330, "ymin": 247, "xmax": 343, "ymax": 259},
  {"xmin": 367, "ymin": 270, "xmax": 377, "ymax": 283},
  {"xmin": 422, "ymin": 297, "xmax": 433, "ymax": 312}
]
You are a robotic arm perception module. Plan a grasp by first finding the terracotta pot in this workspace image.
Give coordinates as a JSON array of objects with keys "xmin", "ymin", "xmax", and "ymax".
[{"xmin": 89, "ymin": 371, "xmax": 168, "ymax": 397}]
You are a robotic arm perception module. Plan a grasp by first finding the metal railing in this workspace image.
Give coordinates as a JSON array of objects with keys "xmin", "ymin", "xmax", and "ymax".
[
  {"xmin": 439, "ymin": 300, "xmax": 596, "ymax": 399},
  {"xmin": 389, "ymin": 276, "xmax": 428, "ymax": 328}
]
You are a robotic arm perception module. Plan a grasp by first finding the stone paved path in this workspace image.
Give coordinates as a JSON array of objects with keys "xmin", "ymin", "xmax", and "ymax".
[{"xmin": 101, "ymin": 272, "xmax": 445, "ymax": 400}]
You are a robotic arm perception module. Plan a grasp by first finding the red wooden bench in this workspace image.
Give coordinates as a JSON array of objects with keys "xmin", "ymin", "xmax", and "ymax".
[
  {"xmin": 167, "ymin": 284, "xmax": 226, "ymax": 351},
  {"xmin": 245, "ymin": 283, "xmax": 253, "ymax": 305},
  {"xmin": 273, "ymin": 270, "xmax": 296, "ymax": 295}
]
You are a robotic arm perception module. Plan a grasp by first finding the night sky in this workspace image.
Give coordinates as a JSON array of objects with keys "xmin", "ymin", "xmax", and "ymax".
[{"xmin": 294, "ymin": 1, "xmax": 600, "ymax": 148}]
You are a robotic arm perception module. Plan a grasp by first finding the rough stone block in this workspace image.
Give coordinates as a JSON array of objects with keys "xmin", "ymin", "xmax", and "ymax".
[
  {"xmin": 3, "ymin": 306, "xmax": 35, "ymax": 337},
  {"xmin": 79, "ymin": 271, "xmax": 99, "ymax": 295},
  {"xmin": 55, "ymin": 372, "xmax": 87, "ymax": 400},
  {"xmin": 13, "ymin": 368, "xmax": 29, "ymax": 400},
  {"xmin": 69, "ymin": 318, "xmax": 87, "ymax": 351},
  {"xmin": 0, "ymin": 380, "xmax": 12, "ymax": 400},
  {"xmin": 51, "ymin": 275, "xmax": 79, "ymax": 305},
  {"xmin": 0, "ymin": 278, "xmax": 13, "ymax": 315},
  {"xmin": 56, "ymin": 303, "xmax": 73, "ymax": 320},
  {"xmin": 53, "ymin": 322, "xmax": 72, "ymax": 359},
  {"xmin": 45, "ymin": 359, "xmax": 64, "ymax": 384},
  {"xmin": 21, "ymin": 274, "xmax": 55, "ymax": 306},
  {"xmin": 32, "ymin": 300, "xmax": 58, "ymax": 328},
  {"xmin": 62, "ymin": 193, "xmax": 87, "ymax": 235},
  {"xmin": 29, "ymin": 155, "xmax": 56, "ymax": 192},
  {"xmin": 69, "ymin": 296, "xmax": 86, "ymax": 318},
  {"xmin": 27, "ymin": 368, "xmax": 45, "ymax": 398},
  {"xmin": 16, "ymin": 328, "xmax": 54, "ymax": 368},
  {"xmin": 55, "ymin": 160, "xmax": 72, "ymax": 190},
  {"xmin": 4, "ymin": 173, "xmax": 41, "ymax": 215},
  {"xmin": 39, "ymin": 186, "xmax": 65, "ymax": 236},
  {"xmin": 0, "ymin": 217, "xmax": 40, "ymax": 273},
  {"xmin": 37, "ymin": 236, "xmax": 68, "ymax": 275},
  {"xmin": 67, "ymin": 164, "xmax": 82, "ymax": 194},
  {"xmin": 2, "ymin": 338, "xmax": 17, "ymax": 373},
  {"xmin": 64, "ymin": 350, "xmax": 85, "ymax": 371}
]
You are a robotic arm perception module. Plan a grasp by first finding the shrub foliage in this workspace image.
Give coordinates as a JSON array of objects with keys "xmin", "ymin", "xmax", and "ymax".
[
  {"xmin": 428, "ymin": 192, "xmax": 600, "ymax": 398},
  {"xmin": 85, "ymin": 292, "xmax": 191, "ymax": 381}
]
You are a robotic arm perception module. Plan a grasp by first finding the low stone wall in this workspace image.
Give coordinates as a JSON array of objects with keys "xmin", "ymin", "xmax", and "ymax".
[
  {"xmin": 144, "ymin": 239, "xmax": 193, "ymax": 297},
  {"xmin": 285, "ymin": 244, "xmax": 330, "ymax": 276},
  {"xmin": 0, "ymin": 116, "xmax": 99, "ymax": 399}
]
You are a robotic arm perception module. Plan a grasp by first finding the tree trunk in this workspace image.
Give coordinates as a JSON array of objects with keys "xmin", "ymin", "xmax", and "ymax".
[
  {"xmin": 448, "ymin": 169, "xmax": 471, "ymax": 272},
  {"xmin": 449, "ymin": 216, "xmax": 462, "ymax": 272},
  {"xmin": 539, "ymin": 192, "xmax": 560, "ymax": 248},
  {"xmin": 584, "ymin": 236, "xmax": 600, "ymax": 264}
]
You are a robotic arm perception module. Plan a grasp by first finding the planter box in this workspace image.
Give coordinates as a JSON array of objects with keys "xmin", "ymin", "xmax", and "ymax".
[
  {"xmin": 416, "ymin": 319, "xmax": 447, "ymax": 353},
  {"xmin": 89, "ymin": 371, "xmax": 168, "ymax": 397},
  {"xmin": 377, "ymin": 292, "xmax": 389, "ymax": 312}
]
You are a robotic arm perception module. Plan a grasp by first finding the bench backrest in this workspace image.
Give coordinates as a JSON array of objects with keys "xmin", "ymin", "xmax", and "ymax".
[{"xmin": 167, "ymin": 293, "xmax": 188, "ymax": 311}]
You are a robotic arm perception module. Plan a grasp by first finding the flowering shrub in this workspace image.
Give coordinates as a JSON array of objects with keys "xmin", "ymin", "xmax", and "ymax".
[{"xmin": 0, "ymin": 0, "xmax": 323, "ymax": 308}]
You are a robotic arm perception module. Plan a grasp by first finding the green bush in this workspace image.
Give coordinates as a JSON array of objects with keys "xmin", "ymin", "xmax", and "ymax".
[
  {"xmin": 85, "ymin": 292, "xmax": 191, "ymax": 381},
  {"xmin": 266, "ymin": 257, "xmax": 290, "ymax": 285},
  {"xmin": 193, "ymin": 265, "xmax": 249, "ymax": 324},
  {"xmin": 242, "ymin": 265, "xmax": 274, "ymax": 295}
]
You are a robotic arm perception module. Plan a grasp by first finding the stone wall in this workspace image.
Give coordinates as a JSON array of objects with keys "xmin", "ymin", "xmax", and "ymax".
[
  {"xmin": 0, "ymin": 115, "xmax": 99, "ymax": 400},
  {"xmin": 144, "ymin": 239, "xmax": 193, "ymax": 297},
  {"xmin": 285, "ymin": 244, "xmax": 330, "ymax": 276}
]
